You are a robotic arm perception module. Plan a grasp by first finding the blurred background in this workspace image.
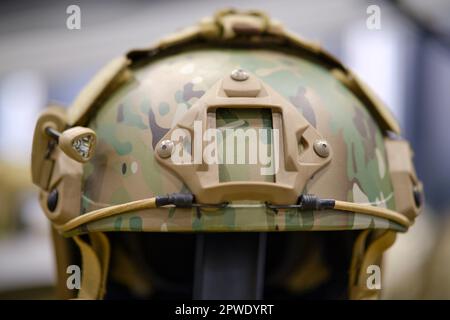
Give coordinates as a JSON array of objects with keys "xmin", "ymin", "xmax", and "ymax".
[{"xmin": 0, "ymin": 0, "xmax": 449, "ymax": 299}]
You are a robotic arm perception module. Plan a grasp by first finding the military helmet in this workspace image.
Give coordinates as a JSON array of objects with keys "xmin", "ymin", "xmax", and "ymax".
[{"xmin": 31, "ymin": 9, "xmax": 423, "ymax": 299}]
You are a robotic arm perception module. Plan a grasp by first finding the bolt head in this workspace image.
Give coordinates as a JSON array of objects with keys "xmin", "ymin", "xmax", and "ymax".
[
  {"xmin": 313, "ymin": 139, "xmax": 330, "ymax": 158},
  {"xmin": 157, "ymin": 140, "xmax": 174, "ymax": 158},
  {"xmin": 230, "ymin": 68, "xmax": 249, "ymax": 81},
  {"xmin": 413, "ymin": 186, "xmax": 423, "ymax": 208},
  {"xmin": 47, "ymin": 189, "xmax": 59, "ymax": 212}
]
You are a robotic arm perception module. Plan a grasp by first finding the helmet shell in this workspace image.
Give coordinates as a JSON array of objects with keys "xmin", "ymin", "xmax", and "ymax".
[{"xmin": 78, "ymin": 48, "xmax": 400, "ymax": 234}]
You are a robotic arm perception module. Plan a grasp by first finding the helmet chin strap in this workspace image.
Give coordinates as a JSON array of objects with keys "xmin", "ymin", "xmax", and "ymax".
[
  {"xmin": 72, "ymin": 232, "xmax": 111, "ymax": 300},
  {"xmin": 193, "ymin": 233, "xmax": 267, "ymax": 299},
  {"xmin": 348, "ymin": 230, "xmax": 397, "ymax": 299}
]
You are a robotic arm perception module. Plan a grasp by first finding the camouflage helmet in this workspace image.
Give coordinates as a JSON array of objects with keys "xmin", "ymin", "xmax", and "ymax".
[{"xmin": 31, "ymin": 9, "xmax": 423, "ymax": 300}]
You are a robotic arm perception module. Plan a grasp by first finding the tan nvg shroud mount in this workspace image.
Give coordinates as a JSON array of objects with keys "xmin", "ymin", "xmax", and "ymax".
[{"xmin": 154, "ymin": 71, "xmax": 331, "ymax": 205}]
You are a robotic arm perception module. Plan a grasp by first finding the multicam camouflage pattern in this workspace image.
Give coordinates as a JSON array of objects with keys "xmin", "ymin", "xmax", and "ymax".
[
  {"xmin": 215, "ymin": 108, "xmax": 276, "ymax": 183},
  {"xmin": 73, "ymin": 48, "xmax": 403, "ymax": 236}
]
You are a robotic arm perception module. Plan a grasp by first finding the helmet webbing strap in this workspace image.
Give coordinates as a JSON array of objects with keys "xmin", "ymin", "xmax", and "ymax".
[
  {"xmin": 349, "ymin": 230, "xmax": 397, "ymax": 299},
  {"xmin": 73, "ymin": 232, "xmax": 110, "ymax": 299}
]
